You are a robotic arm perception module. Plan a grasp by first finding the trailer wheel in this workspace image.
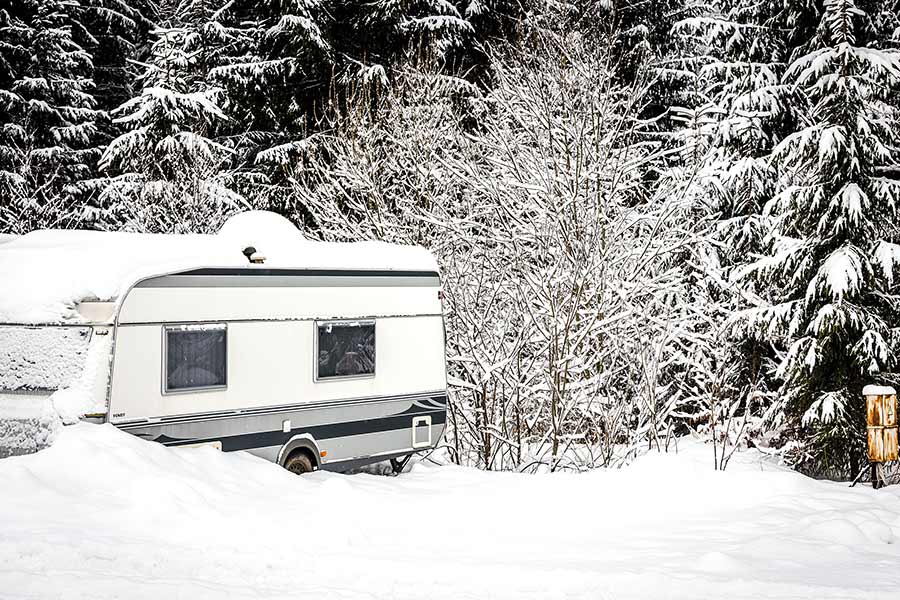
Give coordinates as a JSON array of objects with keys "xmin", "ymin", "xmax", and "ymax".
[{"xmin": 284, "ymin": 451, "xmax": 314, "ymax": 475}]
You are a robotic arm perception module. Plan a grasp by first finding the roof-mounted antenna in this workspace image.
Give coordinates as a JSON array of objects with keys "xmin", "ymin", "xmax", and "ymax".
[{"xmin": 242, "ymin": 246, "xmax": 266, "ymax": 264}]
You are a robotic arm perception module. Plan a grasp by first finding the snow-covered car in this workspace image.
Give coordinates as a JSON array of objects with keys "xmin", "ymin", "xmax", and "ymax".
[{"xmin": 0, "ymin": 212, "xmax": 447, "ymax": 473}]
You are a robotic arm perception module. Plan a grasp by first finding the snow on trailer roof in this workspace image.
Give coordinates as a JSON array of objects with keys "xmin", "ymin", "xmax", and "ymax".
[{"xmin": 0, "ymin": 211, "xmax": 438, "ymax": 325}]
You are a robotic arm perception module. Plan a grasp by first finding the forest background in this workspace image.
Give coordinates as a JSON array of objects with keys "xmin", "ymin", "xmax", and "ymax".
[{"xmin": 2, "ymin": 0, "xmax": 900, "ymax": 479}]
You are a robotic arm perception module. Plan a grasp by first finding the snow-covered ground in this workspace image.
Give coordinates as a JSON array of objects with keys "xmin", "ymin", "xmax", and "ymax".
[{"xmin": 1, "ymin": 425, "xmax": 898, "ymax": 600}]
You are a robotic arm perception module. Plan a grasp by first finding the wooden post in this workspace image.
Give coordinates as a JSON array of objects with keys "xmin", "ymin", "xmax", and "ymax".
[{"xmin": 863, "ymin": 385, "xmax": 898, "ymax": 489}]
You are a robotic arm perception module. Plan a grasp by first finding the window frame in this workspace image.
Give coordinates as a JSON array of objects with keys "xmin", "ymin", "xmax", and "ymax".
[
  {"xmin": 161, "ymin": 323, "xmax": 229, "ymax": 395},
  {"xmin": 314, "ymin": 319, "xmax": 377, "ymax": 382}
]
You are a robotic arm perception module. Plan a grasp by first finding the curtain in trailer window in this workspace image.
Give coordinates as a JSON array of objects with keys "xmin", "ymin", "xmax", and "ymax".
[
  {"xmin": 165, "ymin": 326, "xmax": 227, "ymax": 392},
  {"xmin": 317, "ymin": 322, "xmax": 375, "ymax": 379}
]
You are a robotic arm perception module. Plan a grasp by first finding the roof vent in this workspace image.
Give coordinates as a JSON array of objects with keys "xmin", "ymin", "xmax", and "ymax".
[{"xmin": 242, "ymin": 246, "xmax": 266, "ymax": 264}]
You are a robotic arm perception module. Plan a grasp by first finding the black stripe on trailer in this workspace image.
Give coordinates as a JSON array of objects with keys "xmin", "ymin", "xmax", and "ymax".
[
  {"xmin": 132, "ymin": 406, "xmax": 447, "ymax": 452},
  {"xmin": 176, "ymin": 268, "xmax": 439, "ymax": 278}
]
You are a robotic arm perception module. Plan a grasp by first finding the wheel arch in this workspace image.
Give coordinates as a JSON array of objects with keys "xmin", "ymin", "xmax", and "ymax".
[{"xmin": 277, "ymin": 433, "xmax": 322, "ymax": 469}]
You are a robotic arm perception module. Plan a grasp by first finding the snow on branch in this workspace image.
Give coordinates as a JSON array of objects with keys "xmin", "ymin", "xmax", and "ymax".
[
  {"xmin": 809, "ymin": 245, "xmax": 865, "ymax": 302},
  {"xmin": 874, "ymin": 240, "xmax": 900, "ymax": 284},
  {"xmin": 113, "ymin": 86, "xmax": 227, "ymax": 125}
]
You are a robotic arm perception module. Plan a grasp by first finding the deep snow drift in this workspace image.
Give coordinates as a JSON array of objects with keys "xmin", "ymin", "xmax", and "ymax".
[{"xmin": 1, "ymin": 425, "xmax": 898, "ymax": 600}]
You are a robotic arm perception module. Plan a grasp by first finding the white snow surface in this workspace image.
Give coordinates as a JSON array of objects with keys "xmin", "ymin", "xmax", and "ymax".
[
  {"xmin": 0, "ymin": 211, "xmax": 438, "ymax": 324},
  {"xmin": 863, "ymin": 384, "xmax": 896, "ymax": 396},
  {"xmin": 1, "ymin": 426, "xmax": 899, "ymax": 599}
]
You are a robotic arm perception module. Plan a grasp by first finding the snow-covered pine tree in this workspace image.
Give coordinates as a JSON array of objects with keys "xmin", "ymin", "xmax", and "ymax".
[
  {"xmin": 669, "ymin": 0, "xmax": 900, "ymax": 265},
  {"xmin": 662, "ymin": 0, "xmax": 900, "ymax": 456},
  {"xmin": 0, "ymin": 1, "xmax": 103, "ymax": 233},
  {"xmin": 60, "ymin": 0, "xmax": 157, "ymax": 223},
  {"xmin": 350, "ymin": 0, "xmax": 474, "ymax": 72},
  {"xmin": 460, "ymin": 0, "xmax": 524, "ymax": 72},
  {"xmin": 670, "ymin": 0, "xmax": 792, "ymax": 260},
  {"xmin": 747, "ymin": 0, "xmax": 900, "ymax": 477},
  {"xmin": 596, "ymin": 0, "xmax": 691, "ymax": 103},
  {"xmin": 662, "ymin": 1, "xmax": 805, "ymax": 447},
  {"xmin": 212, "ymin": 0, "xmax": 330, "ymax": 134},
  {"xmin": 327, "ymin": 0, "xmax": 528, "ymax": 105},
  {"xmin": 71, "ymin": 0, "xmax": 155, "ymax": 113},
  {"xmin": 203, "ymin": 0, "xmax": 331, "ymax": 213},
  {"xmin": 96, "ymin": 0, "xmax": 247, "ymax": 232}
]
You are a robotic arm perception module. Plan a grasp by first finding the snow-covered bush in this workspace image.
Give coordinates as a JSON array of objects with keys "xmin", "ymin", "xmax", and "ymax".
[{"xmin": 280, "ymin": 24, "xmax": 724, "ymax": 470}]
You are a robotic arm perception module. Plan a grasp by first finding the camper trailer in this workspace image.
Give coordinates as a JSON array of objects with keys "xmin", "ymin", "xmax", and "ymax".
[{"xmin": 0, "ymin": 212, "xmax": 447, "ymax": 473}]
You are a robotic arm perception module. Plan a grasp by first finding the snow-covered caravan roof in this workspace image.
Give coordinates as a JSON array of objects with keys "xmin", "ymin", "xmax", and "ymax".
[{"xmin": 0, "ymin": 211, "xmax": 438, "ymax": 325}]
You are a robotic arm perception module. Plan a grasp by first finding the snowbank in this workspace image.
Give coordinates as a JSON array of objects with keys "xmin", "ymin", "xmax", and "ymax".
[
  {"xmin": 0, "ymin": 211, "xmax": 438, "ymax": 324},
  {"xmin": 1, "ymin": 425, "xmax": 898, "ymax": 599}
]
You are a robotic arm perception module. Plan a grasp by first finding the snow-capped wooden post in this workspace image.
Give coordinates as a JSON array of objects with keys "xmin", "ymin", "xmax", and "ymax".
[{"xmin": 863, "ymin": 385, "xmax": 898, "ymax": 489}]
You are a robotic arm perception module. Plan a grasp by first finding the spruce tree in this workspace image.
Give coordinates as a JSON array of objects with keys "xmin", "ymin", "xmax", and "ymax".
[
  {"xmin": 72, "ymin": 0, "xmax": 155, "ymax": 113},
  {"xmin": 213, "ymin": 0, "xmax": 331, "ymax": 136},
  {"xmin": 670, "ymin": 0, "xmax": 820, "ymax": 264},
  {"xmin": 748, "ymin": 0, "xmax": 900, "ymax": 477},
  {"xmin": 96, "ymin": 0, "xmax": 246, "ymax": 232},
  {"xmin": 202, "ymin": 0, "xmax": 332, "ymax": 214},
  {"xmin": 348, "ymin": 0, "xmax": 474, "ymax": 71},
  {"xmin": 0, "ymin": 1, "xmax": 103, "ymax": 232}
]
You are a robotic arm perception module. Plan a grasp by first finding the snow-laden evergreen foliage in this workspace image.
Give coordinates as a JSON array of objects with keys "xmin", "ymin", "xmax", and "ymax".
[
  {"xmin": 664, "ymin": 0, "xmax": 801, "ymax": 452},
  {"xmin": 0, "ymin": 1, "xmax": 103, "ymax": 232},
  {"xmin": 96, "ymin": 0, "xmax": 248, "ymax": 232},
  {"xmin": 741, "ymin": 0, "xmax": 900, "ymax": 477},
  {"xmin": 2, "ymin": 0, "xmax": 521, "ymax": 229},
  {"xmin": 72, "ymin": 0, "xmax": 155, "ymax": 113},
  {"xmin": 356, "ymin": 0, "xmax": 473, "ymax": 63},
  {"xmin": 664, "ymin": 0, "xmax": 900, "ymax": 475}
]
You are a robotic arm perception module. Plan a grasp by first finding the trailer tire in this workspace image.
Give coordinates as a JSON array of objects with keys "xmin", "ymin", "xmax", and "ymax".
[{"xmin": 284, "ymin": 451, "xmax": 314, "ymax": 475}]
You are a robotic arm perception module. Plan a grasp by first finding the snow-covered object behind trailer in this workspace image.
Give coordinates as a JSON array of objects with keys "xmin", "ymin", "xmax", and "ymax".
[
  {"xmin": 0, "ymin": 329, "xmax": 111, "ymax": 457},
  {"xmin": 0, "ymin": 327, "xmax": 91, "ymax": 392}
]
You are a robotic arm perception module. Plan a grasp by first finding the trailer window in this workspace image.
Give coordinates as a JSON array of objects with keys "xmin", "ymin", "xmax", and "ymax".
[
  {"xmin": 316, "ymin": 321, "xmax": 375, "ymax": 380},
  {"xmin": 164, "ymin": 324, "xmax": 227, "ymax": 393}
]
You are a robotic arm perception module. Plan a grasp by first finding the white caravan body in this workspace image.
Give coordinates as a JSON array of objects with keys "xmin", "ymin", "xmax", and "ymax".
[{"xmin": 0, "ymin": 212, "xmax": 447, "ymax": 470}]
